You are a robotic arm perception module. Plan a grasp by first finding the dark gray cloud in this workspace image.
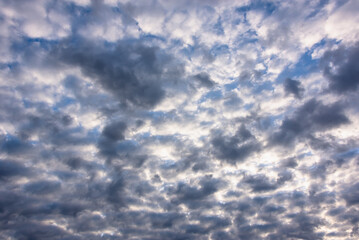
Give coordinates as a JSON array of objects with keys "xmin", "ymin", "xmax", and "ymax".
[
  {"xmin": 0, "ymin": 159, "xmax": 33, "ymax": 180},
  {"xmin": 106, "ymin": 173, "xmax": 126, "ymax": 207},
  {"xmin": 267, "ymin": 213, "xmax": 324, "ymax": 240},
  {"xmin": 284, "ymin": 78, "xmax": 304, "ymax": 98},
  {"xmin": 12, "ymin": 106, "xmax": 94, "ymax": 151},
  {"xmin": 240, "ymin": 171, "xmax": 292, "ymax": 193},
  {"xmin": 193, "ymin": 72, "xmax": 215, "ymax": 88},
  {"xmin": 269, "ymin": 98, "xmax": 349, "ymax": 147},
  {"xmin": 280, "ymin": 157, "xmax": 298, "ymax": 168},
  {"xmin": 170, "ymin": 176, "xmax": 225, "ymax": 209},
  {"xmin": 342, "ymin": 182, "xmax": 359, "ymax": 206},
  {"xmin": 51, "ymin": 38, "xmax": 183, "ymax": 109},
  {"xmin": 24, "ymin": 180, "xmax": 61, "ymax": 195},
  {"xmin": 65, "ymin": 157, "xmax": 90, "ymax": 170},
  {"xmin": 2, "ymin": 222, "xmax": 72, "ymax": 240},
  {"xmin": 97, "ymin": 120, "xmax": 148, "ymax": 167},
  {"xmin": 241, "ymin": 174, "xmax": 279, "ymax": 192},
  {"xmin": 307, "ymin": 160, "xmax": 334, "ymax": 180},
  {"xmin": 102, "ymin": 121, "xmax": 127, "ymax": 142},
  {"xmin": 211, "ymin": 125, "xmax": 260, "ymax": 164},
  {"xmin": 0, "ymin": 89, "xmax": 27, "ymax": 124},
  {"xmin": 223, "ymin": 93, "xmax": 243, "ymax": 109},
  {"xmin": 0, "ymin": 134, "xmax": 33, "ymax": 155},
  {"xmin": 321, "ymin": 42, "xmax": 359, "ymax": 93}
]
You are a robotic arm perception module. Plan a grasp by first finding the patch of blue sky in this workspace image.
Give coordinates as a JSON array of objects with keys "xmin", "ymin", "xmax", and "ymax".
[
  {"xmin": 258, "ymin": 115, "xmax": 282, "ymax": 130},
  {"xmin": 146, "ymin": 110, "xmax": 177, "ymax": 124},
  {"xmin": 210, "ymin": 44, "xmax": 229, "ymax": 57},
  {"xmin": 10, "ymin": 37, "xmax": 57, "ymax": 54},
  {"xmin": 233, "ymin": 29, "xmax": 258, "ymax": 47},
  {"xmin": 244, "ymin": 103, "xmax": 254, "ymax": 110},
  {"xmin": 297, "ymin": 151, "xmax": 313, "ymax": 159},
  {"xmin": 252, "ymin": 81, "xmax": 274, "ymax": 94},
  {"xmin": 306, "ymin": 0, "xmax": 330, "ymax": 19},
  {"xmin": 53, "ymin": 96, "xmax": 77, "ymax": 111},
  {"xmin": 275, "ymin": 49, "xmax": 320, "ymax": 83},
  {"xmin": 275, "ymin": 38, "xmax": 339, "ymax": 83},
  {"xmin": 334, "ymin": 148, "xmax": 359, "ymax": 160},
  {"xmin": 117, "ymin": 139, "xmax": 139, "ymax": 152},
  {"xmin": 179, "ymin": 44, "xmax": 195, "ymax": 59},
  {"xmin": 87, "ymin": 127, "xmax": 101, "ymax": 139},
  {"xmin": 236, "ymin": 0, "xmax": 277, "ymax": 16},
  {"xmin": 141, "ymin": 33, "xmax": 166, "ymax": 43},
  {"xmin": 224, "ymin": 80, "xmax": 240, "ymax": 91},
  {"xmin": 0, "ymin": 62, "xmax": 19, "ymax": 70},
  {"xmin": 160, "ymin": 160, "xmax": 177, "ymax": 169},
  {"xmin": 199, "ymin": 90, "xmax": 223, "ymax": 103},
  {"xmin": 213, "ymin": 17, "xmax": 224, "ymax": 35},
  {"xmin": 64, "ymin": 2, "xmax": 91, "ymax": 17}
]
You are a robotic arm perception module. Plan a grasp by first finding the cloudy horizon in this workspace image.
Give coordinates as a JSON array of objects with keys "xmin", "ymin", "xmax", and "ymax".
[{"xmin": 1, "ymin": 0, "xmax": 359, "ymax": 239}]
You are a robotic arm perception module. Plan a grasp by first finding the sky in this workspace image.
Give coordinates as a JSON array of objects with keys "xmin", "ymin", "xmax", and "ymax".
[{"xmin": 0, "ymin": 0, "xmax": 359, "ymax": 239}]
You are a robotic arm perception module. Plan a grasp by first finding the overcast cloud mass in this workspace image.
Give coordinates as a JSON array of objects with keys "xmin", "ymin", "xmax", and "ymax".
[{"xmin": 1, "ymin": 0, "xmax": 359, "ymax": 239}]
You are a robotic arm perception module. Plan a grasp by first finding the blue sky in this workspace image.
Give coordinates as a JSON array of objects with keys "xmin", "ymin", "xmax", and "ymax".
[{"xmin": 1, "ymin": 0, "xmax": 359, "ymax": 239}]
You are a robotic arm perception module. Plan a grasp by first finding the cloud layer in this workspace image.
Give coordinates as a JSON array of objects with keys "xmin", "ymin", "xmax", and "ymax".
[{"xmin": 1, "ymin": 0, "xmax": 359, "ymax": 239}]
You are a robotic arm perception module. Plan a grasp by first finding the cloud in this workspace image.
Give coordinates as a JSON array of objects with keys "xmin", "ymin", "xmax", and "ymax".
[
  {"xmin": 241, "ymin": 173, "xmax": 279, "ymax": 192},
  {"xmin": 3, "ymin": 222, "xmax": 71, "ymax": 240},
  {"xmin": 342, "ymin": 182, "xmax": 359, "ymax": 206},
  {"xmin": 269, "ymin": 98, "xmax": 349, "ymax": 147},
  {"xmin": 101, "ymin": 121, "xmax": 127, "ymax": 141},
  {"xmin": 24, "ymin": 180, "xmax": 61, "ymax": 195},
  {"xmin": 0, "ymin": 159, "xmax": 33, "ymax": 180},
  {"xmin": 280, "ymin": 157, "xmax": 298, "ymax": 168},
  {"xmin": 284, "ymin": 78, "xmax": 304, "ymax": 99},
  {"xmin": 51, "ymin": 38, "xmax": 183, "ymax": 109},
  {"xmin": 0, "ymin": 0, "xmax": 359, "ymax": 239},
  {"xmin": 240, "ymin": 171, "xmax": 292, "ymax": 193},
  {"xmin": 211, "ymin": 125, "xmax": 260, "ymax": 164},
  {"xmin": 170, "ymin": 175, "xmax": 225, "ymax": 209},
  {"xmin": 321, "ymin": 42, "xmax": 359, "ymax": 93},
  {"xmin": 193, "ymin": 72, "xmax": 215, "ymax": 88},
  {"xmin": 97, "ymin": 120, "xmax": 148, "ymax": 167},
  {"xmin": 0, "ymin": 135, "xmax": 33, "ymax": 155}
]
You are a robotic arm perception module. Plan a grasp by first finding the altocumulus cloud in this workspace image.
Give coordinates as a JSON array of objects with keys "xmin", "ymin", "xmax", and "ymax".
[{"xmin": 0, "ymin": 0, "xmax": 359, "ymax": 239}]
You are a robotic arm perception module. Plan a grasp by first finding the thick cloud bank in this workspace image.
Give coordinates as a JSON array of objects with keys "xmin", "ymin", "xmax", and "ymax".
[{"xmin": 1, "ymin": 0, "xmax": 359, "ymax": 239}]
